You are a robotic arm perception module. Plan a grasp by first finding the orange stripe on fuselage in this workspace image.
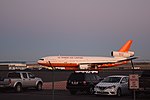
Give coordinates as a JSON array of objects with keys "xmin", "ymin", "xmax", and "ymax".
[
  {"xmin": 39, "ymin": 62, "xmax": 79, "ymax": 67},
  {"xmin": 100, "ymin": 61, "xmax": 128, "ymax": 68}
]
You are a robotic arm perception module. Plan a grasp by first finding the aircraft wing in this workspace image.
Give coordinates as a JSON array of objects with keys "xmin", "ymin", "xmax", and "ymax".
[
  {"xmin": 117, "ymin": 56, "xmax": 138, "ymax": 62},
  {"xmin": 79, "ymin": 57, "xmax": 138, "ymax": 65}
]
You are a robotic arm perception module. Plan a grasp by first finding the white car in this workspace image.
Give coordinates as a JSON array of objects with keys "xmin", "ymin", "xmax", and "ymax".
[{"xmin": 94, "ymin": 75, "xmax": 129, "ymax": 96}]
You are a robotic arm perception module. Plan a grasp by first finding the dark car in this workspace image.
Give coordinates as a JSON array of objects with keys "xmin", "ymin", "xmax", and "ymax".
[
  {"xmin": 138, "ymin": 70, "xmax": 150, "ymax": 93},
  {"xmin": 66, "ymin": 72, "xmax": 101, "ymax": 95}
]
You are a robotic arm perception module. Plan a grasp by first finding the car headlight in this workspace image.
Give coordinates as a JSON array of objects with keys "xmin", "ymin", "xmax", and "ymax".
[{"xmin": 95, "ymin": 86, "xmax": 99, "ymax": 88}]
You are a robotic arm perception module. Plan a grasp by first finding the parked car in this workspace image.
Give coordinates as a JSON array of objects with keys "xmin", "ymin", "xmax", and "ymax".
[
  {"xmin": 0, "ymin": 71, "xmax": 43, "ymax": 92},
  {"xmin": 94, "ymin": 75, "xmax": 129, "ymax": 96},
  {"xmin": 138, "ymin": 70, "xmax": 150, "ymax": 93},
  {"xmin": 66, "ymin": 71, "xmax": 101, "ymax": 95}
]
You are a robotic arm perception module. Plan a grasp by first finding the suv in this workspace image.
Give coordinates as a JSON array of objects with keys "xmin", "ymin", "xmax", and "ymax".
[
  {"xmin": 0, "ymin": 71, "xmax": 43, "ymax": 92},
  {"xmin": 66, "ymin": 71, "xmax": 101, "ymax": 95}
]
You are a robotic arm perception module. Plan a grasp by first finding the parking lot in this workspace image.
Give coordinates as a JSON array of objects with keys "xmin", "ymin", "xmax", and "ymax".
[
  {"xmin": 0, "ymin": 89, "xmax": 150, "ymax": 100},
  {"xmin": 0, "ymin": 70, "xmax": 150, "ymax": 100}
]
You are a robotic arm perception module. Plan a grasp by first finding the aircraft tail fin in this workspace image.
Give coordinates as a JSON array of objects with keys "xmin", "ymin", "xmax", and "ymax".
[
  {"xmin": 111, "ymin": 40, "xmax": 134, "ymax": 58},
  {"xmin": 118, "ymin": 40, "xmax": 132, "ymax": 52}
]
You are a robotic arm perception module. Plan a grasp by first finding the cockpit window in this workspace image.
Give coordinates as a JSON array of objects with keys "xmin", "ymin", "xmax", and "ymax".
[{"xmin": 39, "ymin": 59, "xmax": 44, "ymax": 61}]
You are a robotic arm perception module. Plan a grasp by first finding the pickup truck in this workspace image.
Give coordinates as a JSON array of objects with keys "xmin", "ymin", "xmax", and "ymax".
[
  {"xmin": 0, "ymin": 71, "xmax": 43, "ymax": 92},
  {"xmin": 138, "ymin": 70, "xmax": 150, "ymax": 93}
]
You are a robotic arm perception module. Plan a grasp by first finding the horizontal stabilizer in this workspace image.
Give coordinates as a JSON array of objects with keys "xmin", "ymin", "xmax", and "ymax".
[{"xmin": 118, "ymin": 57, "xmax": 138, "ymax": 62}]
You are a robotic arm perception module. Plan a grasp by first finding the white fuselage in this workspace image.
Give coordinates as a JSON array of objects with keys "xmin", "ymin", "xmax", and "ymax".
[{"xmin": 37, "ymin": 56, "xmax": 127, "ymax": 70}]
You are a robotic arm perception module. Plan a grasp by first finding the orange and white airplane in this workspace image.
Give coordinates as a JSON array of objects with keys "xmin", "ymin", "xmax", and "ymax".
[{"xmin": 38, "ymin": 40, "xmax": 137, "ymax": 70}]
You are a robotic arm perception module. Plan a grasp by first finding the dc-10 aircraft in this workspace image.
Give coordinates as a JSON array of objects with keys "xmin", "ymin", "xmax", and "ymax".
[{"xmin": 38, "ymin": 40, "xmax": 137, "ymax": 70}]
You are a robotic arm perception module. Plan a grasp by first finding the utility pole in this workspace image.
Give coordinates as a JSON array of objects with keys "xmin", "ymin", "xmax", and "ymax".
[{"xmin": 49, "ymin": 61, "xmax": 54, "ymax": 100}]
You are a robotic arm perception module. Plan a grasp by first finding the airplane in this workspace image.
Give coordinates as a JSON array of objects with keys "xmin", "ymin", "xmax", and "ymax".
[{"xmin": 37, "ymin": 40, "xmax": 137, "ymax": 70}]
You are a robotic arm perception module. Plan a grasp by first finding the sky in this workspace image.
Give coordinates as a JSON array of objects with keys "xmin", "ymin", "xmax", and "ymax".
[{"xmin": 0, "ymin": 0, "xmax": 150, "ymax": 61}]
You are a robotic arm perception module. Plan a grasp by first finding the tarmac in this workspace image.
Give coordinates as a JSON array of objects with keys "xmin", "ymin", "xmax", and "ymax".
[{"xmin": 43, "ymin": 81, "xmax": 67, "ymax": 90}]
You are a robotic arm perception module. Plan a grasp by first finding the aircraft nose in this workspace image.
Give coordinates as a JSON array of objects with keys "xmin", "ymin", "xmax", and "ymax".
[{"xmin": 37, "ymin": 59, "xmax": 44, "ymax": 65}]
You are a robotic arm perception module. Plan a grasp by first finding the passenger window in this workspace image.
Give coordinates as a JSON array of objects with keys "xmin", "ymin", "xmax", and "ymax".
[
  {"xmin": 28, "ymin": 73, "xmax": 35, "ymax": 78},
  {"xmin": 125, "ymin": 77, "xmax": 128, "ymax": 82},
  {"xmin": 121, "ymin": 77, "xmax": 128, "ymax": 83},
  {"xmin": 8, "ymin": 73, "xmax": 21, "ymax": 79},
  {"xmin": 22, "ymin": 73, "xmax": 28, "ymax": 78}
]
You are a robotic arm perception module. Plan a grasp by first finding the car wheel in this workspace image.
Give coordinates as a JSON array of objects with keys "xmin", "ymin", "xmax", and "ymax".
[
  {"xmin": 69, "ymin": 90, "xmax": 77, "ymax": 95},
  {"xmin": 116, "ymin": 88, "xmax": 122, "ymax": 97},
  {"xmin": 88, "ymin": 86, "xmax": 94, "ymax": 94},
  {"xmin": 36, "ymin": 82, "xmax": 42, "ymax": 91},
  {"xmin": 15, "ymin": 83, "xmax": 22, "ymax": 93}
]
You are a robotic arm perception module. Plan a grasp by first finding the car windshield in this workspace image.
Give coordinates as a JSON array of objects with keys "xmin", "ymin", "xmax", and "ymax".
[{"xmin": 101, "ymin": 76, "xmax": 121, "ymax": 83}]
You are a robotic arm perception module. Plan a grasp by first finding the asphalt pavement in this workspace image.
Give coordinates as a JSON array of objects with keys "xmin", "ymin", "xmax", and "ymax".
[
  {"xmin": 0, "ymin": 89, "xmax": 150, "ymax": 100},
  {"xmin": 0, "ymin": 69, "xmax": 148, "ymax": 100}
]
